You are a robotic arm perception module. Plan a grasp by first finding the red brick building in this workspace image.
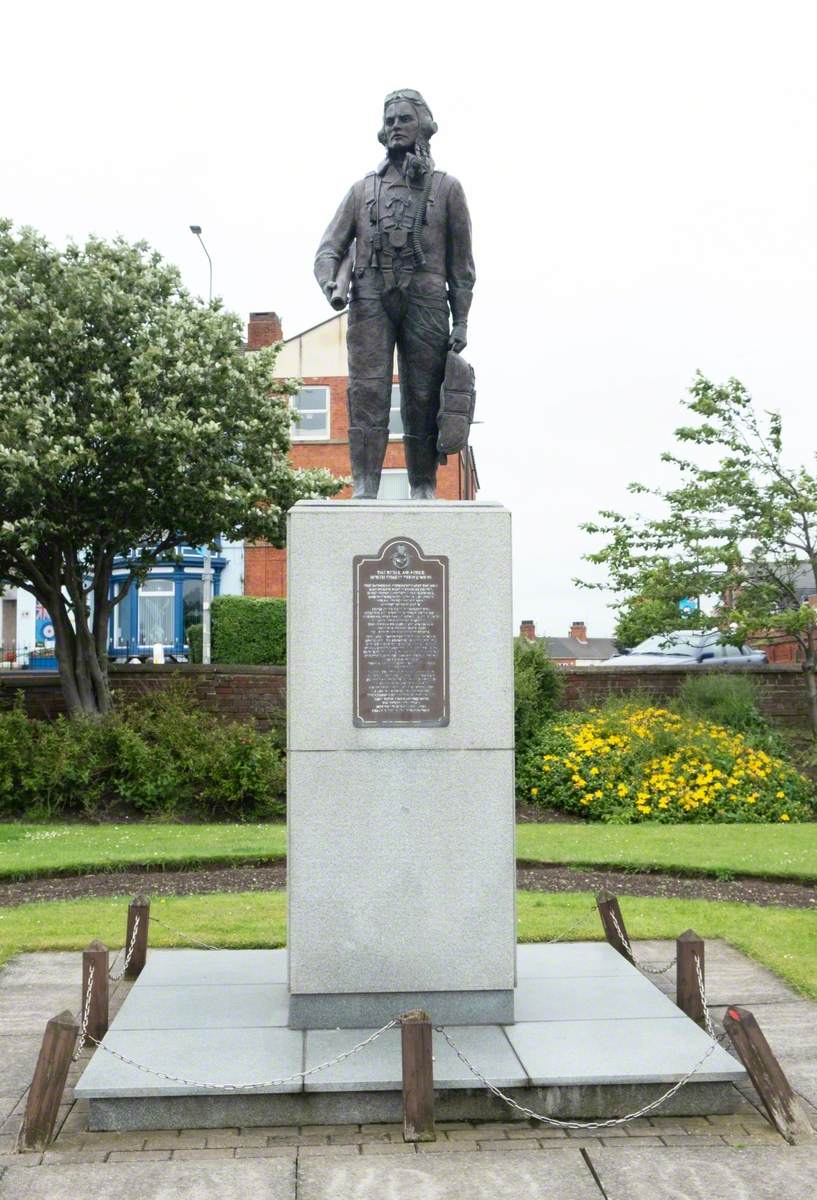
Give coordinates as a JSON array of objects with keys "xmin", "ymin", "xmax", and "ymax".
[{"xmin": 244, "ymin": 311, "xmax": 478, "ymax": 598}]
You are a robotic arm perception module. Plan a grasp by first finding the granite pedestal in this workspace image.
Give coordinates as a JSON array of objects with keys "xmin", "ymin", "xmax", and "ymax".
[
  {"xmin": 286, "ymin": 501, "xmax": 516, "ymax": 1028},
  {"xmin": 74, "ymin": 945, "xmax": 747, "ymax": 1130}
]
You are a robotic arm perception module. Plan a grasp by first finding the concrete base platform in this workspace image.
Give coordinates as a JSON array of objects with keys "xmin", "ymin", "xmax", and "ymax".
[{"xmin": 75, "ymin": 944, "xmax": 747, "ymax": 1130}]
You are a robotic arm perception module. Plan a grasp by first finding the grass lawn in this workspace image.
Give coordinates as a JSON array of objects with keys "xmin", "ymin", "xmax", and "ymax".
[
  {"xmin": 2, "ymin": 821, "xmax": 817, "ymax": 883},
  {"xmin": 0, "ymin": 823, "xmax": 288, "ymax": 880},
  {"xmin": 517, "ymin": 823, "xmax": 817, "ymax": 882},
  {"xmin": 1, "ymin": 890, "xmax": 815, "ymax": 999}
]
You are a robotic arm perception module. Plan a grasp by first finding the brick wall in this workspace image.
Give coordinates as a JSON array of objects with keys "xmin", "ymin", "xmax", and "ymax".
[
  {"xmin": 0, "ymin": 664, "xmax": 286, "ymax": 731},
  {"xmin": 2, "ymin": 663, "xmax": 812, "ymax": 730},
  {"xmin": 559, "ymin": 665, "xmax": 813, "ymax": 728}
]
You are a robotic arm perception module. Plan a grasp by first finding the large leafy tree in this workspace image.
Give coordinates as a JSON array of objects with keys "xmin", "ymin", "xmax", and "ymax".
[
  {"xmin": 0, "ymin": 222, "xmax": 342, "ymax": 716},
  {"xmin": 581, "ymin": 374, "xmax": 817, "ymax": 736}
]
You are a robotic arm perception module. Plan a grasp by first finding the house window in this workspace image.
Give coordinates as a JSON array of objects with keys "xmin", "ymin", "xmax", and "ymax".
[
  {"xmin": 113, "ymin": 583, "xmax": 133, "ymax": 649},
  {"xmin": 182, "ymin": 579, "xmax": 203, "ymax": 641},
  {"xmin": 378, "ymin": 469, "xmax": 411, "ymax": 500},
  {"xmin": 389, "ymin": 384, "xmax": 403, "ymax": 438},
  {"xmin": 138, "ymin": 579, "xmax": 175, "ymax": 645},
  {"xmin": 291, "ymin": 387, "xmax": 330, "ymax": 440}
]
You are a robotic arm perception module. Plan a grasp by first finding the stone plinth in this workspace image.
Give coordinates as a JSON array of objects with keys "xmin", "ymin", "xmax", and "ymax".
[{"xmin": 286, "ymin": 500, "xmax": 516, "ymax": 1028}]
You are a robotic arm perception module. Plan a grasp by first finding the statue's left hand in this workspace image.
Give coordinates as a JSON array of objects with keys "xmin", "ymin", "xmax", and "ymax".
[{"xmin": 448, "ymin": 323, "xmax": 467, "ymax": 353}]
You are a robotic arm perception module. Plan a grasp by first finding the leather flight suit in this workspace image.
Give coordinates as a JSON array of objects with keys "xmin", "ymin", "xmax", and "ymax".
[{"xmin": 315, "ymin": 157, "xmax": 475, "ymax": 498}]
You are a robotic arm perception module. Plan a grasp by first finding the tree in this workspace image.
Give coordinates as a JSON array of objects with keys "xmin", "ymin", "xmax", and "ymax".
[
  {"xmin": 612, "ymin": 566, "xmax": 686, "ymax": 649},
  {"xmin": 581, "ymin": 374, "xmax": 817, "ymax": 736},
  {"xmin": 0, "ymin": 223, "xmax": 342, "ymax": 715}
]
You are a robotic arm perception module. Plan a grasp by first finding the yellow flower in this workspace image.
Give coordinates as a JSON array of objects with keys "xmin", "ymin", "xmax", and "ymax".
[
  {"xmin": 530, "ymin": 787, "xmax": 539, "ymax": 797},
  {"xmin": 780, "ymin": 813, "xmax": 790, "ymax": 822},
  {"xmin": 776, "ymin": 791, "xmax": 785, "ymax": 799}
]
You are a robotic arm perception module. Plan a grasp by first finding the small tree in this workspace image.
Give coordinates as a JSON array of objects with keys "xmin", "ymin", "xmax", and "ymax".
[
  {"xmin": 0, "ymin": 223, "xmax": 342, "ymax": 715},
  {"xmin": 581, "ymin": 374, "xmax": 817, "ymax": 736},
  {"xmin": 613, "ymin": 567, "xmax": 685, "ymax": 649}
]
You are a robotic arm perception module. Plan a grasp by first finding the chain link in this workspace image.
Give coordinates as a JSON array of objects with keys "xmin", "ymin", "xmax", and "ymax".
[
  {"xmin": 86, "ymin": 1018, "xmax": 398, "ymax": 1090},
  {"xmin": 148, "ymin": 915, "xmax": 222, "ymax": 951},
  {"xmin": 542, "ymin": 903, "xmax": 600, "ymax": 945},
  {"xmin": 610, "ymin": 910, "xmax": 677, "ymax": 975},
  {"xmin": 109, "ymin": 915, "xmax": 141, "ymax": 982},
  {"xmin": 433, "ymin": 1024, "xmax": 717, "ymax": 1130},
  {"xmin": 73, "ymin": 964, "xmax": 95, "ymax": 1061}
]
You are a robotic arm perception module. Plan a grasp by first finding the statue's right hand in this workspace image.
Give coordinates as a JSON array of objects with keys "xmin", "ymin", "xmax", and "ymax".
[{"xmin": 322, "ymin": 280, "xmax": 337, "ymax": 305}]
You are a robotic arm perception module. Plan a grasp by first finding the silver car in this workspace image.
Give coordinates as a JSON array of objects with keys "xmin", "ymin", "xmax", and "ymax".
[{"xmin": 605, "ymin": 630, "xmax": 767, "ymax": 667}]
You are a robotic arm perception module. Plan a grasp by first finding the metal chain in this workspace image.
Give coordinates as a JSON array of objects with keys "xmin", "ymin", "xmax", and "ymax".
[
  {"xmin": 109, "ymin": 915, "xmax": 141, "ymax": 982},
  {"xmin": 85, "ymin": 1018, "xmax": 398, "ymax": 1090},
  {"xmin": 610, "ymin": 910, "xmax": 677, "ymax": 975},
  {"xmin": 543, "ymin": 903, "xmax": 600, "ymax": 945},
  {"xmin": 434, "ymin": 1024, "xmax": 717, "ymax": 1130},
  {"xmin": 148, "ymin": 915, "xmax": 222, "ymax": 951},
  {"xmin": 433, "ymin": 931, "xmax": 726, "ymax": 1130},
  {"xmin": 73, "ymin": 965, "xmax": 95, "ymax": 1061}
]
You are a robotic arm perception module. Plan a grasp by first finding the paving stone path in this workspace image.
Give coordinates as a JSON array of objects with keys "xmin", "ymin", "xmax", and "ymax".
[{"xmin": 1, "ymin": 943, "xmax": 816, "ymax": 1198}]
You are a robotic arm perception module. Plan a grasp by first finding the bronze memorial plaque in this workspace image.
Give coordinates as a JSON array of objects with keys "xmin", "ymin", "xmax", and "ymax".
[{"xmin": 353, "ymin": 537, "xmax": 449, "ymax": 727}]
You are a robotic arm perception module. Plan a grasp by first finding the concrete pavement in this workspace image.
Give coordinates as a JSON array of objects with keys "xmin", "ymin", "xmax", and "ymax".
[{"xmin": 1, "ymin": 943, "xmax": 816, "ymax": 1198}]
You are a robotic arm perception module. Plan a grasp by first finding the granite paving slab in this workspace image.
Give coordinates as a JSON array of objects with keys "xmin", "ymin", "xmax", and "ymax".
[
  {"xmin": 0, "ymin": 990, "xmax": 84, "ymax": 1036},
  {"xmin": 304, "ymin": 1025, "xmax": 526, "ymax": 1092},
  {"xmin": 0, "ymin": 1158, "xmax": 296, "ymax": 1199},
  {"xmin": 298, "ymin": 1150, "xmax": 599, "ymax": 1199},
  {"xmin": 588, "ymin": 1145, "xmax": 817, "ymax": 1200},
  {"xmin": 514, "ymin": 972, "xmax": 682, "ymax": 1022},
  {"xmin": 505, "ymin": 1017, "xmax": 745, "ymax": 1085},
  {"xmin": 516, "ymin": 942, "xmax": 632, "ymax": 978},
  {"xmin": 110, "ymin": 983, "xmax": 289, "ymax": 1030},
  {"xmin": 634, "ymin": 939, "xmax": 799, "ymax": 1006},
  {"xmin": 0, "ymin": 953, "xmax": 79, "ymax": 989},
  {"xmin": 137, "ymin": 949, "xmax": 287, "ymax": 987},
  {"xmin": 74, "ymin": 1027, "xmax": 305, "ymax": 1097},
  {"xmin": 0, "ymin": 1035, "xmax": 50, "ymax": 1095}
]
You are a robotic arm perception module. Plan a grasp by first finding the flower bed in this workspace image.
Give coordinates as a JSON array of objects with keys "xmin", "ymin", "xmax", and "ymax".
[{"xmin": 520, "ymin": 704, "xmax": 816, "ymax": 823}]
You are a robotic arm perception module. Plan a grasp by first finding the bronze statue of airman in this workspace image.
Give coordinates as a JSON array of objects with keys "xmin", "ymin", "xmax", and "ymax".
[{"xmin": 314, "ymin": 89, "xmax": 475, "ymax": 499}]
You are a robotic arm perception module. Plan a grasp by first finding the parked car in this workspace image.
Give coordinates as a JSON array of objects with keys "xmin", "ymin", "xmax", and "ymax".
[{"xmin": 604, "ymin": 631, "xmax": 767, "ymax": 667}]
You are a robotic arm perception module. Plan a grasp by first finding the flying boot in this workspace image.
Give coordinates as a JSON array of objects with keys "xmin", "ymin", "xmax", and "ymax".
[
  {"xmin": 403, "ymin": 433, "xmax": 439, "ymax": 500},
  {"xmin": 348, "ymin": 427, "xmax": 389, "ymax": 499}
]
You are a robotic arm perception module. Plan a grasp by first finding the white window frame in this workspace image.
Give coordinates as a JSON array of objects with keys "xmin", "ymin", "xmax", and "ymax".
[
  {"xmin": 112, "ymin": 580, "xmax": 131, "ymax": 649},
  {"xmin": 291, "ymin": 386, "xmax": 330, "ymax": 441},
  {"xmin": 138, "ymin": 578, "xmax": 175, "ymax": 646},
  {"xmin": 388, "ymin": 384, "xmax": 403, "ymax": 439},
  {"xmin": 378, "ymin": 468, "xmax": 411, "ymax": 500}
]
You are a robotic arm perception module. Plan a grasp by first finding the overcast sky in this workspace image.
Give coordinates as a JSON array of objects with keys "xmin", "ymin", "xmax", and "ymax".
[{"xmin": 4, "ymin": 1, "xmax": 816, "ymax": 637}]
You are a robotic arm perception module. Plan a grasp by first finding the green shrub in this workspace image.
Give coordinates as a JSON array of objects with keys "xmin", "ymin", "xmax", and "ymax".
[
  {"xmin": 675, "ymin": 673, "xmax": 770, "ymax": 737},
  {"xmin": 211, "ymin": 595, "xmax": 286, "ymax": 665},
  {"xmin": 514, "ymin": 638, "xmax": 562, "ymax": 795},
  {"xmin": 0, "ymin": 683, "xmax": 285, "ymax": 822},
  {"xmin": 521, "ymin": 699, "xmax": 816, "ymax": 824},
  {"xmin": 187, "ymin": 623, "xmax": 203, "ymax": 663}
]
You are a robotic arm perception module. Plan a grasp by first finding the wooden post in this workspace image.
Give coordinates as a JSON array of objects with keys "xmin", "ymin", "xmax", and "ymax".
[
  {"xmin": 401, "ymin": 1009, "xmax": 436, "ymax": 1143},
  {"xmin": 723, "ymin": 1006, "xmax": 814, "ymax": 1144},
  {"xmin": 82, "ymin": 940, "xmax": 109, "ymax": 1042},
  {"xmin": 676, "ymin": 930, "xmax": 705, "ymax": 1027},
  {"xmin": 124, "ymin": 895, "xmax": 150, "ymax": 980},
  {"xmin": 20, "ymin": 1010, "xmax": 79, "ymax": 1150},
  {"xmin": 596, "ymin": 891, "xmax": 635, "ymax": 964}
]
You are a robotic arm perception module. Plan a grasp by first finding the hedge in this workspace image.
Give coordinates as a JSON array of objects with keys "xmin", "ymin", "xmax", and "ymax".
[
  {"xmin": 0, "ymin": 684, "xmax": 286, "ymax": 821},
  {"xmin": 187, "ymin": 596, "xmax": 286, "ymax": 665}
]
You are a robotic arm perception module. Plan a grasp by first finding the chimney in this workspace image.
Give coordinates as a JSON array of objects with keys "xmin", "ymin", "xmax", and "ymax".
[
  {"xmin": 569, "ymin": 621, "xmax": 587, "ymax": 643},
  {"xmin": 520, "ymin": 620, "xmax": 536, "ymax": 642},
  {"xmin": 247, "ymin": 311, "xmax": 283, "ymax": 350}
]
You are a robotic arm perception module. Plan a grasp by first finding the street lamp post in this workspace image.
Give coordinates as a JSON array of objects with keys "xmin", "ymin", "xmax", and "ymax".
[
  {"xmin": 189, "ymin": 224, "xmax": 213, "ymax": 303},
  {"xmin": 202, "ymin": 551, "xmax": 212, "ymax": 666}
]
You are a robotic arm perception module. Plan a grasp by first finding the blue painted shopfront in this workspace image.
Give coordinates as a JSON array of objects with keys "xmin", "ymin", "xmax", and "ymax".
[{"xmin": 108, "ymin": 546, "xmax": 227, "ymax": 660}]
